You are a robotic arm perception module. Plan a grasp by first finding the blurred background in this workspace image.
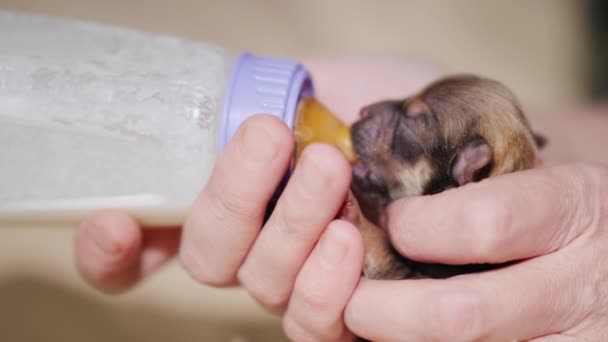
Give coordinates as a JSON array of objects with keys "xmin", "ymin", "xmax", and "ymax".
[{"xmin": 0, "ymin": 1, "xmax": 606, "ymax": 341}]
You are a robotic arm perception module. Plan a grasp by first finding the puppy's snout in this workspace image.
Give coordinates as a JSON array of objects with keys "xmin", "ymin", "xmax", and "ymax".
[
  {"xmin": 354, "ymin": 106, "xmax": 398, "ymax": 139},
  {"xmin": 352, "ymin": 107, "xmax": 400, "ymax": 161}
]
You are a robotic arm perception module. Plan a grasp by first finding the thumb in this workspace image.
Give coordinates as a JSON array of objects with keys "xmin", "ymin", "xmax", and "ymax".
[
  {"xmin": 75, "ymin": 210, "xmax": 180, "ymax": 293},
  {"xmin": 386, "ymin": 162, "xmax": 606, "ymax": 265}
]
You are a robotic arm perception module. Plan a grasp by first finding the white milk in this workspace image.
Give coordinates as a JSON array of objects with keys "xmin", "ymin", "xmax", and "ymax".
[
  {"xmin": 0, "ymin": 11, "xmax": 317, "ymax": 228},
  {"xmin": 0, "ymin": 12, "xmax": 232, "ymax": 226}
]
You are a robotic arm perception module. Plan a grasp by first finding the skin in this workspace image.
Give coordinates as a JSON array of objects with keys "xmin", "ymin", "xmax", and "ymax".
[{"xmin": 74, "ymin": 56, "xmax": 608, "ymax": 341}]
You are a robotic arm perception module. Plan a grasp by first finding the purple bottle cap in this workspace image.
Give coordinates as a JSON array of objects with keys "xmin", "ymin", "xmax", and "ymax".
[
  {"xmin": 217, "ymin": 52, "xmax": 315, "ymax": 219},
  {"xmin": 217, "ymin": 52, "xmax": 314, "ymax": 154}
]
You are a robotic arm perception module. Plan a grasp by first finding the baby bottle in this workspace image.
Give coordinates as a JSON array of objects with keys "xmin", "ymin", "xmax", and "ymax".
[{"xmin": 0, "ymin": 11, "xmax": 355, "ymax": 227}]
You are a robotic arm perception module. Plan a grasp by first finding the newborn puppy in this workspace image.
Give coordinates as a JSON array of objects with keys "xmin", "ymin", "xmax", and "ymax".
[{"xmin": 345, "ymin": 74, "xmax": 546, "ymax": 279}]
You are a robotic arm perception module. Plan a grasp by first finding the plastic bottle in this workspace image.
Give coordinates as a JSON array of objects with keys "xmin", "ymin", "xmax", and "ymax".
[{"xmin": 0, "ymin": 11, "xmax": 355, "ymax": 227}]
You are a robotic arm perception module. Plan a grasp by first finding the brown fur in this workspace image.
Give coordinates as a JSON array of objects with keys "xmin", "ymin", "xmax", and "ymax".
[
  {"xmin": 419, "ymin": 75, "xmax": 538, "ymax": 176},
  {"xmin": 347, "ymin": 74, "xmax": 544, "ymax": 279}
]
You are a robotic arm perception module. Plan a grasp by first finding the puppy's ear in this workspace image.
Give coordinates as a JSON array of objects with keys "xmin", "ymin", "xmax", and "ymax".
[
  {"xmin": 451, "ymin": 138, "xmax": 493, "ymax": 185},
  {"xmin": 404, "ymin": 98, "xmax": 430, "ymax": 118}
]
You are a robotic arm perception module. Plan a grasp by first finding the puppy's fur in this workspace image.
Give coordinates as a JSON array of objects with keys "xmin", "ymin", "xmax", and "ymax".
[{"xmin": 347, "ymin": 74, "xmax": 545, "ymax": 279}]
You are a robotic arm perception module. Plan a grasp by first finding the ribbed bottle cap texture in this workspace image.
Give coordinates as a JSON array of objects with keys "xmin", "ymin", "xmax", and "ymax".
[{"xmin": 217, "ymin": 52, "xmax": 314, "ymax": 154}]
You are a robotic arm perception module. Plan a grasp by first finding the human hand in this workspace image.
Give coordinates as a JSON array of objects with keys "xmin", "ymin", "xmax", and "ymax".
[
  {"xmin": 284, "ymin": 161, "xmax": 608, "ymax": 341},
  {"xmin": 75, "ymin": 113, "xmax": 353, "ymax": 296},
  {"xmin": 73, "ymin": 55, "xmax": 443, "ymax": 295}
]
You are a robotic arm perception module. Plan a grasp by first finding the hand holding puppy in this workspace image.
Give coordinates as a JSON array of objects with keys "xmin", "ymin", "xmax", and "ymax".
[{"xmin": 284, "ymin": 161, "xmax": 608, "ymax": 341}]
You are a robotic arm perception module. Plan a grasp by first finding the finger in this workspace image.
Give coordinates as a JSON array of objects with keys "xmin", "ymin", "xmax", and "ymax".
[
  {"xmin": 387, "ymin": 162, "xmax": 603, "ymax": 265},
  {"xmin": 283, "ymin": 220, "xmax": 363, "ymax": 342},
  {"xmin": 345, "ymin": 245, "xmax": 593, "ymax": 342},
  {"xmin": 237, "ymin": 143, "xmax": 351, "ymax": 311},
  {"xmin": 75, "ymin": 210, "xmax": 180, "ymax": 293},
  {"xmin": 75, "ymin": 210, "xmax": 141, "ymax": 292},
  {"xmin": 179, "ymin": 114, "xmax": 293, "ymax": 286}
]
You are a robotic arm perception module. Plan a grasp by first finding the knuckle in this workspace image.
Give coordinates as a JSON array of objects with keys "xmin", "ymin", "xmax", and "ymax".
[
  {"xmin": 430, "ymin": 291, "xmax": 488, "ymax": 341},
  {"xmin": 464, "ymin": 195, "xmax": 513, "ymax": 260},
  {"xmin": 178, "ymin": 247, "xmax": 235, "ymax": 286},
  {"xmin": 578, "ymin": 161, "xmax": 608, "ymax": 203},
  {"xmin": 567, "ymin": 161, "xmax": 607, "ymax": 195},
  {"xmin": 274, "ymin": 197, "xmax": 318, "ymax": 243},
  {"xmin": 238, "ymin": 268, "xmax": 288, "ymax": 311},
  {"xmin": 297, "ymin": 284, "xmax": 332, "ymax": 313},
  {"xmin": 560, "ymin": 161, "xmax": 608, "ymax": 234},
  {"xmin": 212, "ymin": 188, "xmax": 258, "ymax": 220}
]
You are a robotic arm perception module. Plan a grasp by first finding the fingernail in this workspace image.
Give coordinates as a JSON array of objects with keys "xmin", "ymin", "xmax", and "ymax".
[
  {"xmin": 299, "ymin": 153, "xmax": 330, "ymax": 196},
  {"xmin": 86, "ymin": 222, "xmax": 123, "ymax": 255},
  {"xmin": 320, "ymin": 224, "xmax": 349, "ymax": 268},
  {"xmin": 240, "ymin": 121, "xmax": 279, "ymax": 164}
]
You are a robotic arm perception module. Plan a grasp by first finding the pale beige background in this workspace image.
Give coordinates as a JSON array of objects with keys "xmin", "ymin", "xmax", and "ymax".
[{"xmin": 0, "ymin": 1, "xmax": 594, "ymax": 341}]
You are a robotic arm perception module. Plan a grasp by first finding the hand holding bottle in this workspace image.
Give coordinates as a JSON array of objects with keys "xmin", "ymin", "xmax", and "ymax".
[{"xmin": 74, "ymin": 56, "xmax": 443, "ymax": 296}]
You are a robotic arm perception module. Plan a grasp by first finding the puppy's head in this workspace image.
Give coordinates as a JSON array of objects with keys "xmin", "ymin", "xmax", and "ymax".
[{"xmin": 351, "ymin": 75, "xmax": 544, "ymax": 203}]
